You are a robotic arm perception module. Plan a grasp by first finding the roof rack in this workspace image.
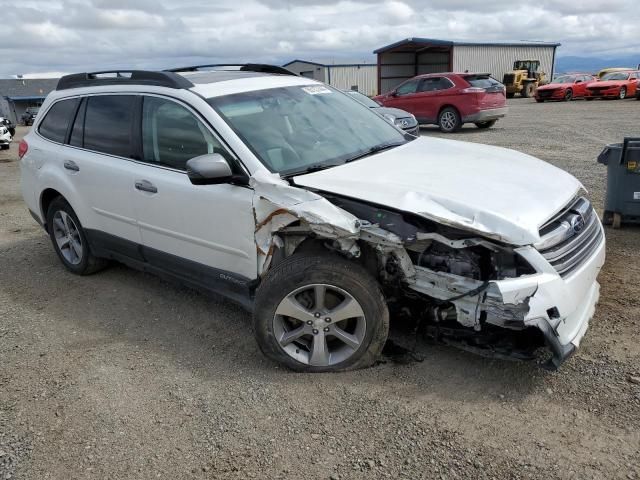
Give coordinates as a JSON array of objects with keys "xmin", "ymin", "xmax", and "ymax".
[
  {"xmin": 56, "ymin": 70, "xmax": 194, "ymax": 91},
  {"xmin": 165, "ymin": 63, "xmax": 297, "ymax": 76}
]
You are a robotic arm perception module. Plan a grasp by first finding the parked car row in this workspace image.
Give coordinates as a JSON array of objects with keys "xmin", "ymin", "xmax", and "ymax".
[
  {"xmin": 536, "ymin": 71, "xmax": 640, "ymax": 102},
  {"xmin": 0, "ymin": 125, "xmax": 12, "ymax": 149}
]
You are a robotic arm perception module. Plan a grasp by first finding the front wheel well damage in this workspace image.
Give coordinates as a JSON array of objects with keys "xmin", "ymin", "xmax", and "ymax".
[{"xmin": 250, "ymin": 173, "xmax": 543, "ymax": 362}]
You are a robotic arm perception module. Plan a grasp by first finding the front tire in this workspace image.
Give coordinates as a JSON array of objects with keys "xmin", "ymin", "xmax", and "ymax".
[
  {"xmin": 438, "ymin": 107, "xmax": 462, "ymax": 133},
  {"xmin": 46, "ymin": 197, "xmax": 107, "ymax": 275},
  {"xmin": 564, "ymin": 89, "xmax": 573, "ymax": 101},
  {"xmin": 619, "ymin": 87, "xmax": 626, "ymax": 99},
  {"xmin": 522, "ymin": 82, "xmax": 535, "ymax": 98},
  {"xmin": 253, "ymin": 252, "xmax": 389, "ymax": 372}
]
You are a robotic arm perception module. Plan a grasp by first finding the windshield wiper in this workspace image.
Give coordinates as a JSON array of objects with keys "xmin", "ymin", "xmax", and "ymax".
[
  {"xmin": 283, "ymin": 162, "xmax": 341, "ymax": 178},
  {"xmin": 344, "ymin": 141, "xmax": 406, "ymax": 163}
]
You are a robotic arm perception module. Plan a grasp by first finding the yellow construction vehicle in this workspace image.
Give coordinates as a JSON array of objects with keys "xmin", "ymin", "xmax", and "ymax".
[{"xmin": 502, "ymin": 60, "xmax": 547, "ymax": 98}]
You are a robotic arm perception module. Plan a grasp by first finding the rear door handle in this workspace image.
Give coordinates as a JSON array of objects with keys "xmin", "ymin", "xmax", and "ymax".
[
  {"xmin": 135, "ymin": 180, "xmax": 158, "ymax": 193},
  {"xmin": 63, "ymin": 160, "xmax": 79, "ymax": 172}
]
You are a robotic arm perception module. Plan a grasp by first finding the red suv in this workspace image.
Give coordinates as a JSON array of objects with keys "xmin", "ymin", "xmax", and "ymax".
[{"xmin": 373, "ymin": 73, "xmax": 507, "ymax": 133}]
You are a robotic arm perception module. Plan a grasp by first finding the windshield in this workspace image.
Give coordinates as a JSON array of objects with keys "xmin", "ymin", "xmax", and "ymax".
[
  {"xmin": 208, "ymin": 85, "xmax": 407, "ymax": 175},
  {"xmin": 345, "ymin": 90, "xmax": 380, "ymax": 108},
  {"xmin": 553, "ymin": 76, "xmax": 575, "ymax": 83},
  {"xmin": 602, "ymin": 72, "xmax": 630, "ymax": 81}
]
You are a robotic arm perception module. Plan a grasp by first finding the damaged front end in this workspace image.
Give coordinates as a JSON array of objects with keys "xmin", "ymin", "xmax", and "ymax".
[{"xmin": 251, "ymin": 172, "xmax": 603, "ymax": 369}]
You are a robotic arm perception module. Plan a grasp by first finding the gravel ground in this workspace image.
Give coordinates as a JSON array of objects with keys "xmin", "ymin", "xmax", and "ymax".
[{"xmin": 1, "ymin": 97, "xmax": 640, "ymax": 480}]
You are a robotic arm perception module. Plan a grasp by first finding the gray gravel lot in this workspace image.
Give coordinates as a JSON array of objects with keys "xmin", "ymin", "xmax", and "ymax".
[{"xmin": 1, "ymin": 97, "xmax": 640, "ymax": 480}]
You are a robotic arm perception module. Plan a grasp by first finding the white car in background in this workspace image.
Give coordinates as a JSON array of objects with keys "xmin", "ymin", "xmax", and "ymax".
[
  {"xmin": 19, "ymin": 65, "xmax": 605, "ymax": 372},
  {"xmin": 0, "ymin": 124, "xmax": 12, "ymax": 150}
]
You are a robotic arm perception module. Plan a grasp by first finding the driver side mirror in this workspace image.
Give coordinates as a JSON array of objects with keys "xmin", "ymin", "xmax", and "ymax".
[
  {"xmin": 186, "ymin": 153, "xmax": 233, "ymax": 185},
  {"xmin": 575, "ymin": 79, "xmax": 582, "ymax": 83},
  {"xmin": 389, "ymin": 90, "xmax": 398, "ymax": 97}
]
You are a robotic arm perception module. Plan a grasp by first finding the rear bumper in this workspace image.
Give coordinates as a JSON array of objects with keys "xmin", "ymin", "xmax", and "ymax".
[{"xmin": 463, "ymin": 107, "xmax": 508, "ymax": 123}]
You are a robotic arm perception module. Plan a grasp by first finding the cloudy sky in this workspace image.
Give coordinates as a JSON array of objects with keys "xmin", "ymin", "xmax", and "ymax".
[{"xmin": 1, "ymin": 0, "xmax": 637, "ymax": 76}]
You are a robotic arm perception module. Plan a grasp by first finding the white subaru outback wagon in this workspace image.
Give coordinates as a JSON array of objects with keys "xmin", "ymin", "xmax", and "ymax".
[{"xmin": 20, "ymin": 65, "xmax": 605, "ymax": 372}]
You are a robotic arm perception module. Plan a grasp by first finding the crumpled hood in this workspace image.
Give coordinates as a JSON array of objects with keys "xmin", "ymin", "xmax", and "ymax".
[{"xmin": 293, "ymin": 136, "xmax": 583, "ymax": 245}]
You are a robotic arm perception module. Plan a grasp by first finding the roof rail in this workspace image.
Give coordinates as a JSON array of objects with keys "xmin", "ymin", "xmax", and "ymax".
[
  {"xmin": 165, "ymin": 63, "xmax": 297, "ymax": 76},
  {"xmin": 56, "ymin": 70, "xmax": 194, "ymax": 91}
]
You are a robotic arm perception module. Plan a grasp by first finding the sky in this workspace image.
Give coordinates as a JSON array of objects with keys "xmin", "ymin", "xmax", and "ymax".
[{"xmin": 1, "ymin": 0, "xmax": 637, "ymax": 76}]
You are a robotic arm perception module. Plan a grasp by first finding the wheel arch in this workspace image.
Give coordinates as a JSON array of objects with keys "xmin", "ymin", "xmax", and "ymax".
[{"xmin": 437, "ymin": 104, "xmax": 461, "ymax": 119}]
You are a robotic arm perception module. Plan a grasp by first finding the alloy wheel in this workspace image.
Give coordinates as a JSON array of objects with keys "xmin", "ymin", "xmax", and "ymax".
[
  {"xmin": 440, "ymin": 111, "xmax": 457, "ymax": 131},
  {"xmin": 52, "ymin": 210, "xmax": 83, "ymax": 265},
  {"xmin": 273, "ymin": 284, "xmax": 366, "ymax": 367}
]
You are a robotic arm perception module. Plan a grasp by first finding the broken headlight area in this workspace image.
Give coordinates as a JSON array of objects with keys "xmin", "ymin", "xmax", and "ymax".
[{"xmin": 318, "ymin": 192, "xmax": 550, "ymax": 363}]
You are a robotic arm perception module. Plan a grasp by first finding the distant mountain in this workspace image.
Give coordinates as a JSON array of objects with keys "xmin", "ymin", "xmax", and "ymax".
[{"xmin": 556, "ymin": 55, "xmax": 640, "ymax": 74}]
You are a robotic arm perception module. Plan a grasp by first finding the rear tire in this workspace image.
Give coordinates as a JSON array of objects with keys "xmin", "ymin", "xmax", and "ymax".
[
  {"xmin": 474, "ymin": 120, "xmax": 496, "ymax": 129},
  {"xmin": 612, "ymin": 212, "xmax": 622, "ymax": 229},
  {"xmin": 253, "ymin": 252, "xmax": 389, "ymax": 372},
  {"xmin": 438, "ymin": 107, "xmax": 462, "ymax": 133},
  {"xmin": 46, "ymin": 197, "xmax": 108, "ymax": 275}
]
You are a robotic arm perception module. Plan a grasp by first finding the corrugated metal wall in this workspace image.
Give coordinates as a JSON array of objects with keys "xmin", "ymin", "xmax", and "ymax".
[
  {"xmin": 379, "ymin": 52, "xmax": 414, "ymax": 94},
  {"xmin": 327, "ymin": 65, "xmax": 377, "ymax": 96},
  {"xmin": 283, "ymin": 61, "xmax": 327, "ymax": 82},
  {"xmin": 378, "ymin": 51, "xmax": 451, "ymax": 94},
  {"xmin": 452, "ymin": 45, "xmax": 556, "ymax": 81}
]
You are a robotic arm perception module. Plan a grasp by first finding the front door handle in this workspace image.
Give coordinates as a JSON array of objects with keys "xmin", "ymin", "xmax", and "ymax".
[
  {"xmin": 135, "ymin": 180, "xmax": 158, "ymax": 193},
  {"xmin": 63, "ymin": 160, "xmax": 79, "ymax": 172}
]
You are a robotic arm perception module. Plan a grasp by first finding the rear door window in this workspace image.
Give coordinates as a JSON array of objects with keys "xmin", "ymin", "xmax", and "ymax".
[
  {"xmin": 419, "ymin": 77, "xmax": 454, "ymax": 92},
  {"xmin": 38, "ymin": 98, "xmax": 80, "ymax": 143},
  {"xmin": 84, "ymin": 95, "xmax": 135, "ymax": 158}
]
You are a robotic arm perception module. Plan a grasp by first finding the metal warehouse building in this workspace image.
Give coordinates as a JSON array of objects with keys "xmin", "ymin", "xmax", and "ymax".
[
  {"xmin": 0, "ymin": 78, "xmax": 58, "ymax": 124},
  {"xmin": 374, "ymin": 38, "xmax": 560, "ymax": 94},
  {"xmin": 283, "ymin": 60, "xmax": 377, "ymax": 96}
]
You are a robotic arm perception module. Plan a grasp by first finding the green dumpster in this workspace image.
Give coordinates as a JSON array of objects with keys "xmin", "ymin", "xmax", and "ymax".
[{"xmin": 598, "ymin": 137, "xmax": 640, "ymax": 228}]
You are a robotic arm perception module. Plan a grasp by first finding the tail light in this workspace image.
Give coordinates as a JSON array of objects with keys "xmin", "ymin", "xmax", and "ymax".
[
  {"xmin": 18, "ymin": 139, "xmax": 28, "ymax": 159},
  {"xmin": 461, "ymin": 87, "xmax": 484, "ymax": 94}
]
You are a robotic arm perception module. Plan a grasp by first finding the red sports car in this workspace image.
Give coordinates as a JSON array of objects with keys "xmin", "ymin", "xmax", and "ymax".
[
  {"xmin": 535, "ymin": 74, "xmax": 595, "ymax": 102},
  {"xmin": 373, "ymin": 72, "xmax": 507, "ymax": 133},
  {"xmin": 585, "ymin": 71, "xmax": 640, "ymax": 100}
]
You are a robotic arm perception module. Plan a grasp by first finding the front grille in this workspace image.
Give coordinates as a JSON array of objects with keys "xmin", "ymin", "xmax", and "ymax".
[
  {"xmin": 536, "ymin": 197, "xmax": 603, "ymax": 277},
  {"xmin": 537, "ymin": 89, "xmax": 555, "ymax": 98}
]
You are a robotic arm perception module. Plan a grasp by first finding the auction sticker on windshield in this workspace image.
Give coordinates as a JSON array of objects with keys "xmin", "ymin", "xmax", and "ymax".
[{"xmin": 302, "ymin": 86, "xmax": 332, "ymax": 95}]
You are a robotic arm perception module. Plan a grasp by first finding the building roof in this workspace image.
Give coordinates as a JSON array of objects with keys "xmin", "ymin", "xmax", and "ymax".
[
  {"xmin": 374, "ymin": 37, "xmax": 561, "ymax": 54},
  {"xmin": 283, "ymin": 59, "xmax": 376, "ymax": 68},
  {"xmin": 0, "ymin": 78, "xmax": 58, "ymax": 99}
]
